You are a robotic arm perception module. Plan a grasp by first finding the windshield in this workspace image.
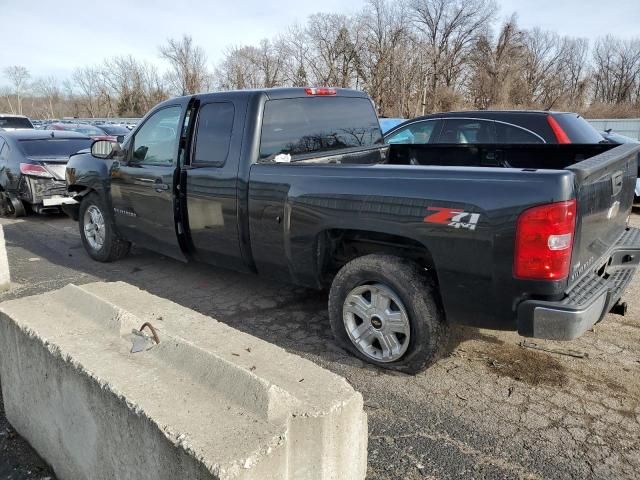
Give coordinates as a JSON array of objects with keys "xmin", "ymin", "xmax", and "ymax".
[
  {"xmin": 0, "ymin": 117, "xmax": 33, "ymax": 129},
  {"xmin": 19, "ymin": 138, "xmax": 93, "ymax": 157},
  {"xmin": 260, "ymin": 97, "xmax": 383, "ymax": 160}
]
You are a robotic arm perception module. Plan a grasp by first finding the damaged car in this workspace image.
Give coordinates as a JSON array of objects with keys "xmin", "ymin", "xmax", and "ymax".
[{"xmin": 0, "ymin": 129, "xmax": 92, "ymax": 216}]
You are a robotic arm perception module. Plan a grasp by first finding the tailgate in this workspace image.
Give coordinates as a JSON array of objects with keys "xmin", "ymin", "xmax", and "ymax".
[{"xmin": 566, "ymin": 144, "xmax": 640, "ymax": 287}]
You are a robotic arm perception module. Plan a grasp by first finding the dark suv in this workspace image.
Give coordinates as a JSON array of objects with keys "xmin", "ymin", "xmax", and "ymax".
[{"xmin": 384, "ymin": 110, "xmax": 605, "ymax": 145}]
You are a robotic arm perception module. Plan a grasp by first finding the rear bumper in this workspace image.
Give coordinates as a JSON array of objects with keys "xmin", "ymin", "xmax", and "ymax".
[
  {"xmin": 517, "ymin": 227, "xmax": 640, "ymax": 340},
  {"xmin": 20, "ymin": 176, "xmax": 68, "ymax": 205}
]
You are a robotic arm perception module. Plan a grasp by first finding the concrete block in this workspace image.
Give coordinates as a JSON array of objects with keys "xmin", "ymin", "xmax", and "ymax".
[
  {"xmin": 0, "ymin": 282, "xmax": 367, "ymax": 480},
  {"xmin": 0, "ymin": 225, "xmax": 10, "ymax": 291}
]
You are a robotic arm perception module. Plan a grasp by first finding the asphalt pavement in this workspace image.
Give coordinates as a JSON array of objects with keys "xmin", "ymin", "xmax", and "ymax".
[{"xmin": 1, "ymin": 213, "xmax": 639, "ymax": 480}]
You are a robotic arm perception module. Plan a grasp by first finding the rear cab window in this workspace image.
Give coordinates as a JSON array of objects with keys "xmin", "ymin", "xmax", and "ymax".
[
  {"xmin": 553, "ymin": 113, "xmax": 604, "ymax": 144},
  {"xmin": 259, "ymin": 97, "xmax": 382, "ymax": 161}
]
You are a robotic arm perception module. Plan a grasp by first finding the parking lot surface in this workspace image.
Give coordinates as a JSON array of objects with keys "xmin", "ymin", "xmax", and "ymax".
[{"xmin": 1, "ymin": 213, "xmax": 639, "ymax": 480}]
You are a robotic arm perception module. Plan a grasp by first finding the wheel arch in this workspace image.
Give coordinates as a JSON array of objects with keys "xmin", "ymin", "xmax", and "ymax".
[{"xmin": 317, "ymin": 228, "xmax": 439, "ymax": 286}]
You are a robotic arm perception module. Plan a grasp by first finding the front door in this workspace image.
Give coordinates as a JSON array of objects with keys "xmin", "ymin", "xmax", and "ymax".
[{"xmin": 110, "ymin": 103, "xmax": 187, "ymax": 260}]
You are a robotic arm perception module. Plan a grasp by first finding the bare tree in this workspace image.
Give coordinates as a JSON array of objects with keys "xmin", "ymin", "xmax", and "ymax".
[
  {"xmin": 71, "ymin": 67, "xmax": 107, "ymax": 117},
  {"xmin": 358, "ymin": 0, "xmax": 412, "ymax": 116},
  {"xmin": 216, "ymin": 39, "xmax": 286, "ymax": 90},
  {"xmin": 280, "ymin": 24, "xmax": 310, "ymax": 87},
  {"xmin": 33, "ymin": 76, "xmax": 62, "ymax": 118},
  {"xmin": 102, "ymin": 56, "xmax": 169, "ymax": 116},
  {"xmin": 3, "ymin": 65, "xmax": 31, "ymax": 114},
  {"xmin": 159, "ymin": 35, "xmax": 211, "ymax": 95},
  {"xmin": 467, "ymin": 14, "xmax": 524, "ymax": 108},
  {"xmin": 304, "ymin": 13, "xmax": 363, "ymax": 88},
  {"xmin": 592, "ymin": 36, "xmax": 640, "ymax": 105},
  {"xmin": 410, "ymin": 0, "xmax": 497, "ymax": 113}
]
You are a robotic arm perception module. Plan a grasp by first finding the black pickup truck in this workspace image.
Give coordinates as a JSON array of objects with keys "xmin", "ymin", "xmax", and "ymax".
[{"xmin": 63, "ymin": 87, "xmax": 640, "ymax": 373}]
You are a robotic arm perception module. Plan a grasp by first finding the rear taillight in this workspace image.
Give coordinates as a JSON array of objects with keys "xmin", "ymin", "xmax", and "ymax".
[
  {"xmin": 304, "ymin": 87, "xmax": 337, "ymax": 96},
  {"xmin": 20, "ymin": 163, "xmax": 52, "ymax": 178},
  {"xmin": 514, "ymin": 200, "xmax": 576, "ymax": 280},
  {"xmin": 547, "ymin": 115, "xmax": 571, "ymax": 144}
]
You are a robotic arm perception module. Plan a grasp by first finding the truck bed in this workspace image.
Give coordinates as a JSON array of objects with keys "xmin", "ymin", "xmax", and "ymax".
[{"xmin": 249, "ymin": 143, "xmax": 640, "ymax": 332}]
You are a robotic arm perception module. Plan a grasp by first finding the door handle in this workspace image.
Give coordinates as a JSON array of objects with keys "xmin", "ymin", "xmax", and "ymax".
[{"xmin": 134, "ymin": 177, "xmax": 170, "ymax": 192}]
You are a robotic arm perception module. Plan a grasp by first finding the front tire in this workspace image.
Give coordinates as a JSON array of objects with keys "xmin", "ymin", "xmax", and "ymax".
[
  {"xmin": 79, "ymin": 192, "xmax": 130, "ymax": 262},
  {"xmin": 328, "ymin": 254, "xmax": 447, "ymax": 374}
]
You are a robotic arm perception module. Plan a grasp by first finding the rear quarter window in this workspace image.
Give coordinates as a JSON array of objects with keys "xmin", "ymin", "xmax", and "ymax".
[
  {"xmin": 495, "ymin": 122, "xmax": 545, "ymax": 143},
  {"xmin": 259, "ymin": 97, "xmax": 382, "ymax": 160},
  {"xmin": 553, "ymin": 113, "xmax": 604, "ymax": 144},
  {"xmin": 193, "ymin": 102, "xmax": 235, "ymax": 167}
]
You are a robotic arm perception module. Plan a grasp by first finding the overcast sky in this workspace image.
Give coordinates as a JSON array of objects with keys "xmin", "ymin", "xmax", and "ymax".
[{"xmin": 1, "ymin": 0, "xmax": 639, "ymax": 85}]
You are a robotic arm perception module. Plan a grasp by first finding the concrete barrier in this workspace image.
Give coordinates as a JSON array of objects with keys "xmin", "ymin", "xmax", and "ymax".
[
  {"xmin": 0, "ymin": 225, "xmax": 10, "ymax": 291},
  {"xmin": 0, "ymin": 282, "xmax": 367, "ymax": 480}
]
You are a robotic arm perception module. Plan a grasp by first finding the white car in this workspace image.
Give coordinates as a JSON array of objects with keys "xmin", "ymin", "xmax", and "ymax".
[{"xmin": 0, "ymin": 114, "xmax": 34, "ymax": 131}]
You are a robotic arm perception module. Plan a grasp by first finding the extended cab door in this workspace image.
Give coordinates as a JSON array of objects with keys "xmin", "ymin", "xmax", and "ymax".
[
  {"xmin": 110, "ymin": 102, "xmax": 188, "ymax": 261},
  {"xmin": 182, "ymin": 100, "xmax": 249, "ymax": 271}
]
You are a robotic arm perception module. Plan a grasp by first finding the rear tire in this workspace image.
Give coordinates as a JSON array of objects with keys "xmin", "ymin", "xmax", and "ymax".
[
  {"xmin": 78, "ymin": 192, "xmax": 130, "ymax": 262},
  {"xmin": 0, "ymin": 192, "xmax": 26, "ymax": 218},
  {"xmin": 328, "ymin": 254, "xmax": 447, "ymax": 374}
]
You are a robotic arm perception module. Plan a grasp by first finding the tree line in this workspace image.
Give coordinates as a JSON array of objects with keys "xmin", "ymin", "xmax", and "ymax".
[{"xmin": 2, "ymin": 0, "xmax": 640, "ymax": 119}]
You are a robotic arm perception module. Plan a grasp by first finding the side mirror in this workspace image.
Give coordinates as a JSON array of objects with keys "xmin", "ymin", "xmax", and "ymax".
[
  {"xmin": 91, "ymin": 139, "xmax": 121, "ymax": 159},
  {"xmin": 116, "ymin": 135, "xmax": 125, "ymax": 143}
]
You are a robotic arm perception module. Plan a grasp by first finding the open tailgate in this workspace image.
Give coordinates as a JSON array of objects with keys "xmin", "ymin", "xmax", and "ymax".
[{"xmin": 566, "ymin": 143, "xmax": 640, "ymax": 287}]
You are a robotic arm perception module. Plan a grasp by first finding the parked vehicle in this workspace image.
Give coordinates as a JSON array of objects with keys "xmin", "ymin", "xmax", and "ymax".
[
  {"xmin": 602, "ymin": 130, "xmax": 639, "ymax": 145},
  {"xmin": 0, "ymin": 130, "xmax": 92, "ymax": 216},
  {"xmin": 64, "ymin": 88, "xmax": 640, "ymax": 373},
  {"xmin": 93, "ymin": 124, "xmax": 131, "ymax": 143},
  {"xmin": 94, "ymin": 124, "xmax": 131, "ymax": 138},
  {"xmin": 0, "ymin": 114, "xmax": 34, "ymax": 131},
  {"xmin": 49, "ymin": 123, "xmax": 115, "ymax": 141},
  {"xmin": 385, "ymin": 110, "xmax": 606, "ymax": 145}
]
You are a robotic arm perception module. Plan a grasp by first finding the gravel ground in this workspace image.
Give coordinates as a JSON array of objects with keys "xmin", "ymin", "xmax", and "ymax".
[{"xmin": 1, "ymin": 213, "xmax": 639, "ymax": 479}]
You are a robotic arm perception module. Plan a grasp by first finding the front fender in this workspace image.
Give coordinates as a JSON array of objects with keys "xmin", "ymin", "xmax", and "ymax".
[
  {"xmin": 64, "ymin": 153, "xmax": 115, "ymax": 221},
  {"xmin": 66, "ymin": 152, "xmax": 113, "ymax": 198}
]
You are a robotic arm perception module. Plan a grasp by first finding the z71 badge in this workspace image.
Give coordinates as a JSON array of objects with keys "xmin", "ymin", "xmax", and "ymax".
[{"xmin": 424, "ymin": 207, "xmax": 480, "ymax": 231}]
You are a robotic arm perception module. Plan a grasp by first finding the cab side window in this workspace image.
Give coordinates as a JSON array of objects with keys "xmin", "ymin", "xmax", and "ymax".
[
  {"xmin": 435, "ymin": 119, "xmax": 496, "ymax": 144},
  {"xmin": 192, "ymin": 102, "xmax": 235, "ymax": 167},
  {"xmin": 131, "ymin": 106, "xmax": 182, "ymax": 165},
  {"xmin": 385, "ymin": 120, "xmax": 440, "ymax": 145}
]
